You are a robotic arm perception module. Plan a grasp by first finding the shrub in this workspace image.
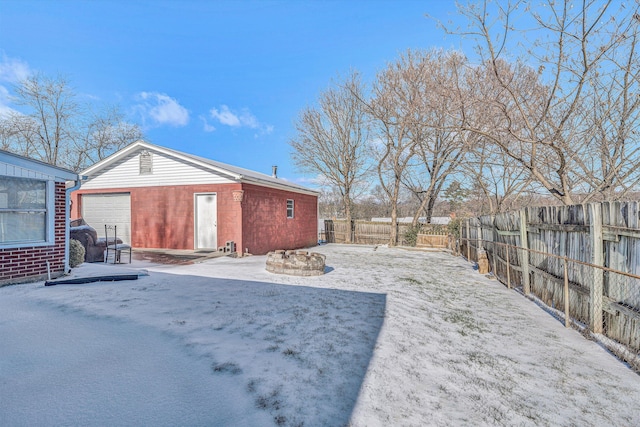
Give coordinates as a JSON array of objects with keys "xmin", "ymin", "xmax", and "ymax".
[
  {"xmin": 403, "ymin": 224, "xmax": 422, "ymax": 247},
  {"xmin": 448, "ymin": 217, "xmax": 461, "ymax": 236},
  {"xmin": 69, "ymin": 239, "xmax": 85, "ymax": 268}
]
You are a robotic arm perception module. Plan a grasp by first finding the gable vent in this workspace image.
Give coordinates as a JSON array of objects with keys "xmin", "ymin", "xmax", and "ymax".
[{"xmin": 139, "ymin": 150, "xmax": 152, "ymax": 175}]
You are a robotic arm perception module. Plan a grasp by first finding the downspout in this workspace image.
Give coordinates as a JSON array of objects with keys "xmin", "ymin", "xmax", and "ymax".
[
  {"xmin": 64, "ymin": 175, "xmax": 84, "ymax": 273},
  {"xmin": 317, "ymin": 197, "xmax": 320, "ymax": 245}
]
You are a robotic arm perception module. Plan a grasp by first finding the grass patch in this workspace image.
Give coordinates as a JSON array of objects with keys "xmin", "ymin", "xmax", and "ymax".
[
  {"xmin": 399, "ymin": 277, "xmax": 422, "ymax": 285},
  {"xmin": 256, "ymin": 389, "xmax": 282, "ymax": 411},
  {"xmin": 466, "ymin": 351, "xmax": 497, "ymax": 368},
  {"xmin": 282, "ymin": 348, "xmax": 301, "ymax": 358},
  {"xmin": 211, "ymin": 361, "xmax": 242, "ymax": 375},
  {"xmin": 444, "ymin": 310, "xmax": 487, "ymax": 335}
]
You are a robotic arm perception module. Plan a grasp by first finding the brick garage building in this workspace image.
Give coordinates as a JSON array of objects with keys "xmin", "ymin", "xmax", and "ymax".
[
  {"xmin": 1, "ymin": 150, "xmax": 81, "ymax": 285},
  {"xmin": 71, "ymin": 141, "xmax": 319, "ymax": 255}
]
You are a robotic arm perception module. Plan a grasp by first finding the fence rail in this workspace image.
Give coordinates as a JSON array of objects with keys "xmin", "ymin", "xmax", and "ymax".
[
  {"xmin": 323, "ymin": 220, "xmax": 449, "ymax": 248},
  {"xmin": 460, "ymin": 201, "xmax": 640, "ymax": 369}
]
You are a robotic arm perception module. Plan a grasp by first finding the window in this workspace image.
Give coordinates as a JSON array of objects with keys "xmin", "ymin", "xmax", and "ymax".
[
  {"xmin": 0, "ymin": 177, "xmax": 48, "ymax": 245},
  {"xmin": 286, "ymin": 199, "xmax": 294, "ymax": 219},
  {"xmin": 139, "ymin": 150, "xmax": 153, "ymax": 175}
]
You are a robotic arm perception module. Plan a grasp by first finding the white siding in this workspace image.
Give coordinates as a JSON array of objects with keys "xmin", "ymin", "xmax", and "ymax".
[
  {"xmin": 0, "ymin": 161, "xmax": 57, "ymax": 181},
  {"xmin": 81, "ymin": 149, "xmax": 236, "ymax": 190}
]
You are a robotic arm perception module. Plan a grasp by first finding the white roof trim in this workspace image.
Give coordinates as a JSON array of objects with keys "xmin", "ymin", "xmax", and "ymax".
[
  {"xmin": 240, "ymin": 175, "xmax": 319, "ymax": 196},
  {"xmin": 0, "ymin": 149, "xmax": 80, "ymax": 181}
]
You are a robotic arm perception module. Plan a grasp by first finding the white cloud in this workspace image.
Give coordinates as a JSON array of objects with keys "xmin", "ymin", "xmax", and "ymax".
[
  {"xmin": 199, "ymin": 115, "xmax": 216, "ymax": 132},
  {"xmin": 134, "ymin": 92, "xmax": 189, "ymax": 127},
  {"xmin": 0, "ymin": 85, "xmax": 14, "ymax": 116},
  {"xmin": 0, "ymin": 53, "xmax": 30, "ymax": 83},
  {"xmin": 209, "ymin": 105, "xmax": 259, "ymax": 128},
  {"xmin": 0, "ymin": 53, "xmax": 31, "ymax": 118},
  {"xmin": 209, "ymin": 105, "xmax": 240, "ymax": 126},
  {"xmin": 295, "ymin": 174, "xmax": 326, "ymax": 186},
  {"xmin": 208, "ymin": 104, "xmax": 274, "ymax": 137}
]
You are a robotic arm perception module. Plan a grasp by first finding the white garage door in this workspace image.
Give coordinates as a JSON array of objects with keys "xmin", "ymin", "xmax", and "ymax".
[{"xmin": 81, "ymin": 193, "xmax": 131, "ymax": 245}]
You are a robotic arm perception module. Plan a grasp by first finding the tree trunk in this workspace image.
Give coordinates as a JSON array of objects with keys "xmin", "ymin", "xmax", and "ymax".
[
  {"xmin": 344, "ymin": 197, "xmax": 353, "ymax": 244},
  {"xmin": 424, "ymin": 195, "xmax": 436, "ymax": 224},
  {"xmin": 411, "ymin": 193, "xmax": 428, "ymax": 227},
  {"xmin": 389, "ymin": 205, "xmax": 398, "ymax": 246}
]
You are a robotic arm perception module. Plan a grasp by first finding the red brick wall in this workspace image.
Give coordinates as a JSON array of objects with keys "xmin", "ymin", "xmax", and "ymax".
[
  {"xmin": 72, "ymin": 183, "xmax": 317, "ymax": 255},
  {"xmin": 241, "ymin": 184, "xmax": 318, "ymax": 255},
  {"xmin": 0, "ymin": 182, "xmax": 67, "ymax": 285},
  {"xmin": 73, "ymin": 184, "xmax": 244, "ymax": 250}
]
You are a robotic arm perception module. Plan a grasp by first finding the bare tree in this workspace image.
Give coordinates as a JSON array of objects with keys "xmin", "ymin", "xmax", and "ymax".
[
  {"xmin": 317, "ymin": 186, "xmax": 345, "ymax": 219},
  {"xmin": 366, "ymin": 51, "xmax": 430, "ymax": 245},
  {"xmin": 6, "ymin": 74, "xmax": 80, "ymax": 166},
  {"xmin": 1, "ymin": 73, "xmax": 143, "ymax": 171},
  {"xmin": 289, "ymin": 72, "xmax": 372, "ymax": 243},
  {"xmin": 577, "ymin": 29, "xmax": 640, "ymax": 201},
  {"xmin": 445, "ymin": 0, "xmax": 640, "ymax": 205},
  {"xmin": 461, "ymin": 137, "xmax": 536, "ymax": 214},
  {"xmin": 400, "ymin": 50, "xmax": 471, "ymax": 225},
  {"xmin": 0, "ymin": 120, "xmax": 14, "ymax": 151},
  {"xmin": 72, "ymin": 106, "xmax": 144, "ymax": 171},
  {"xmin": 364, "ymin": 50, "xmax": 473, "ymax": 242}
]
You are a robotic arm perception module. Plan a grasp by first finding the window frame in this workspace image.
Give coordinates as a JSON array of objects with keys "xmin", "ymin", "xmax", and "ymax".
[
  {"xmin": 0, "ymin": 177, "xmax": 54, "ymax": 249},
  {"xmin": 286, "ymin": 199, "xmax": 294, "ymax": 219}
]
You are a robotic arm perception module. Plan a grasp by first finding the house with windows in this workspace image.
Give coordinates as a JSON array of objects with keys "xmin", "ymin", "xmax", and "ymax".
[
  {"xmin": 1, "ymin": 150, "xmax": 82, "ymax": 285},
  {"xmin": 71, "ymin": 140, "xmax": 319, "ymax": 255}
]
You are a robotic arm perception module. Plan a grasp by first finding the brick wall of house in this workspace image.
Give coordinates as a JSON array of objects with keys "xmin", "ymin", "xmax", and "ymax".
[
  {"xmin": 0, "ymin": 182, "xmax": 67, "ymax": 285},
  {"xmin": 73, "ymin": 184, "xmax": 244, "ymax": 250},
  {"xmin": 241, "ymin": 183, "xmax": 318, "ymax": 255},
  {"xmin": 72, "ymin": 183, "xmax": 317, "ymax": 255}
]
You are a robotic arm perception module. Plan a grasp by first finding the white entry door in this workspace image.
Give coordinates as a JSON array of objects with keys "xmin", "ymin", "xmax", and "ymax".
[{"xmin": 195, "ymin": 193, "xmax": 217, "ymax": 250}]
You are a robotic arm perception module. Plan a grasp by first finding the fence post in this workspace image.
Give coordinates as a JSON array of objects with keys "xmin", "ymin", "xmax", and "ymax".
[
  {"xmin": 457, "ymin": 220, "xmax": 463, "ymax": 256},
  {"xmin": 506, "ymin": 245, "xmax": 511, "ymax": 289},
  {"xmin": 466, "ymin": 220, "xmax": 471, "ymax": 261},
  {"xmin": 519, "ymin": 209, "xmax": 531, "ymax": 294},
  {"xmin": 351, "ymin": 220, "xmax": 355, "ymax": 244},
  {"xmin": 563, "ymin": 257, "xmax": 570, "ymax": 328},
  {"xmin": 490, "ymin": 215, "xmax": 496, "ymax": 275},
  {"xmin": 492, "ymin": 243, "xmax": 497, "ymax": 277},
  {"xmin": 325, "ymin": 220, "xmax": 334, "ymax": 243},
  {"xmin": 589, "ymin": 203, "xmax": 604, "ymax": 334}
]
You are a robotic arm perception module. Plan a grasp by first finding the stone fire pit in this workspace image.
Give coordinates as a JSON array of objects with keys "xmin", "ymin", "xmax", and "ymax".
[{"xmin": 265, "ymin": 250, "xmax": 326, "ymax": 276}]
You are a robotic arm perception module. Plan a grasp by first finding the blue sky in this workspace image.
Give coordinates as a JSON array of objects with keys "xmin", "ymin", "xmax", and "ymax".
[{"xmin": 0, "ymin": 0, "xmax": 461, "ymax": 186}]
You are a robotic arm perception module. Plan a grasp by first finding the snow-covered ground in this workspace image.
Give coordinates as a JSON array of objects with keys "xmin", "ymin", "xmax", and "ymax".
[{"xmin": 1, "ymin": 244, "xmax": 639, "ymax": 426}]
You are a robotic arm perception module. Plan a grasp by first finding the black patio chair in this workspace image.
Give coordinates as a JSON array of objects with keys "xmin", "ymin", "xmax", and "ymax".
[{"xmin": 104, "ymin": 225, "xmax": 132, "ymax": 264}]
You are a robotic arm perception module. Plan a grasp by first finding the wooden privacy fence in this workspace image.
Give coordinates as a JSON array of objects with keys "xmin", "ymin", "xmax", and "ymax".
[
  {"xmin": 459, "ymin": 201, "xmax": 640, "ymax": 363},
  {"xmin": 323, "ymin": 220, "xmax": 450, "ymax": 248},
  {"xmin": 416, "ymin": 233, "xmax": 450, "ymax": 248}
]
